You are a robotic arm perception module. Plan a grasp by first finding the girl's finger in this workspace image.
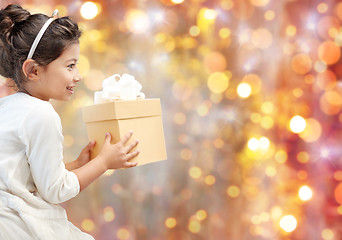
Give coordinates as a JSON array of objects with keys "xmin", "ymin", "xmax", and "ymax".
[
  {"xmin": 119, "ymin": 131, "xmax": 133, "ymax": 145},
  {"xmin": 123, "ymin": 161, "xmax": 138, "ymax": 168},
  {"xmin": 88, "ymin": 140, "xmax": 96, "ymax": 149},
  {"xmin": 124, "ymin": 150, "xmax": 140, "ymax": 161},
  {"xmin": 104, "ymin": 132, "xmax": 112, "ymax": 143},
  {"xmin": 126, "ymin": 139, "xmax": 139, "ymax": 153}
]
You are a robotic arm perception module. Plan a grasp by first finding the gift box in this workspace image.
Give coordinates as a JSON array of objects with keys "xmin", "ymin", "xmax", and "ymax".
[{"xmin": 82, "ymin": 98, "xmax": 167, "ymax": 166}]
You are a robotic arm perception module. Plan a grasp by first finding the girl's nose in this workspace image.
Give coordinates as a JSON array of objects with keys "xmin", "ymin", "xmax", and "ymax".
[{"xmin": 74, "ymin": 71, "xmax": 81, "ymax": 82}]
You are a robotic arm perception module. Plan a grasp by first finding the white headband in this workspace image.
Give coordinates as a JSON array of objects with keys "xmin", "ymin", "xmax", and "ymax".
[{"xmin": 26, "ymin": 9, "xmax": 59, "ymax": 60}]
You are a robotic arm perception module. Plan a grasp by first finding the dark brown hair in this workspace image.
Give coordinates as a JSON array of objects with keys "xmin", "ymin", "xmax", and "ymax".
[{"xmin": 0, "ymin": 4, "xmax": 82, "ymax": 90}]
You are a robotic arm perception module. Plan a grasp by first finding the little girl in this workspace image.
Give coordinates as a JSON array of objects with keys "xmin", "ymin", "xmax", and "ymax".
[{"xmin": 0, "ymin": 4, "xmax": 139, "ymax": 239}]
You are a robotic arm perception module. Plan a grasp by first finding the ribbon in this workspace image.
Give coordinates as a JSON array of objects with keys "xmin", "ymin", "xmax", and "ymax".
[{"xmin": 94, "ymin": 74, "xmax": 145, "ymax": 104}]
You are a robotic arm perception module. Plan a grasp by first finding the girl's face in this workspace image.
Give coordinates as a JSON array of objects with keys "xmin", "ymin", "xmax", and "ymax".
[{"xmin": 34, "ymin": 43, "xmax": 81, "ymax": 101}]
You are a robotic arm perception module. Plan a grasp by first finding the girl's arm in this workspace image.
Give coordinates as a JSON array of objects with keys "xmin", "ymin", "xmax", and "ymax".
[{"xmin": 72, "ymin": 131, "xmax": 139, "ymax": 191}]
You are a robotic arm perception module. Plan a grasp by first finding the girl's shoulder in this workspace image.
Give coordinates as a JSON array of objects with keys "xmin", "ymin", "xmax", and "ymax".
[{"xmin": 0, "ymin": 92, "xmax": 58, "ymax": 119}]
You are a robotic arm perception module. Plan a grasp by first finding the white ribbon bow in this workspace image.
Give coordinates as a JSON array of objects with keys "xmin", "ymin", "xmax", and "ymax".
[{"xmin": 94, "ymin": 74, "xmax": 145, "ymax": 104}]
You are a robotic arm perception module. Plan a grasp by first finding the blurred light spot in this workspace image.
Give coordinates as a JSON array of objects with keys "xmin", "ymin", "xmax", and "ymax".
[
  {"xmin": 322, "ymin": 229, "xmax": 334, "ymax": 240},
  {"xmin": 317, "ymin": 70, "xmax": 337, "ymax": 90},
  {"xmin": 181, "ymin": 188, "xmax": 192, "ymax": 200},
  {"xmin": 174, "ymin": 112, "xmax": 187, "ymax": 125},
  {"xmin": 111, "ymin": 184, "xmax": 122, "ymax": 194},
  {"xmin": 248, "ymin": 138, "xmax": 259, "ymax": 151},
  {"xmin": 334, "ymin": 183, "xmax": 342, "ymax": 205},
  {"xmin": 250, "ymin": 113, "xmax": 261, "ymax": 123},
  {"xmin": 84, "ymin": 69, "xmax": 104, "ymax": 91},
  {"xmin": 82, "ymin": 219, "xmax": 95, "ymax": 232},
  {"xmin": 298, "ymin": 185, "xmax": 313, "ymax": 201},
  {"xmin": 292, "ymin": 88, "xmax": 303, "ymax": 98},
  {"xmin": 299, "ymin": 118, "xmax": 322, "ymax": 142},
  {"xmin": 297, "ymin": 151, "xmax": 310, "ymax": 164},
  {"xmin": 334, "ymin": 171, "xmax": 342, "ymax": 181},
  {"xmin": 237, "ymin": 83, "xmax": 252, "ymax": 98},
  {"xmin": 317, "ymin": 3, "xmax": 328, "ymax": 14},
  {"xmin": 250, "ymin": 0, "xmax": 270, "ymax": 6},
  {"xmin": 297, "ymin": 170, "xmax": 308, "ymax": 180},
  {"xmin": 279, "ymin": 215, "xmax": 297, "ymax": 233},
  {"xmin": 261, "ymin": 101, "xmax": 274, "ymax": 114},
  {"xmin": 317, "ymin": 16, "xmax": 340, "ymax": 39},
  {"xmin": 203, "ymin": 9, "xmax": 217, "ymax": 20},
  {"xmin": 265, "ymin": 166, "xmax": 277, "ymax": 177},
  {"xmin": 283, "ymin": 42, "xmax": 295, "ymax": 55},
  {"xmin": 227, "ymin": 185, "xmax": 240, "ymax": 198},
  {"xmin": 320, "ymin": 91, "xmax": 342, "ymax": 115},
  {"xmin": 271, "ymin": 206, "xmax": 283, "ymax": 220},
  {"xmin": 264, "ymin": 10, "xmax": 275, "ymax": 21},
  {"xmin": 204, "ymin": 52, "xmax": 227, "ymax": 73},
  {"xmin": 304, "ymin": 74, "xmax": 315, "ymax": 84},
  {"xmin": 207, "ymin": 72, "xmax": 229, "ymax": 93},
  {"xmin": 239, "ymin": 28, "xmax": 252, "ymax": 45},
  {"xmin": 189, "ymin": 26, "xmax": 200, "ymax": 37},
  {"xmin": 259, "ymin": 137, "xmax": 270, "ymax": 150},
  {"xmin": 289, "ymin": 115, "xmax": 306, "ymax": 133},
  {"xmin": 337, "ymin": 3, "xmax": 342, "ymax": 21},
  {"xmin": 291, "ymin": 53, "xmax": 312, "ymax": 75},
  {"xmin": 219, "ymin": 28, "xmax": 231, "ymax": 39},
  {"xmin": 314, "ymin": 60, "xmax": 328, "ymax": 73},
  {"xmin": 338, "ymin": 205, "xmax": 342, "ymax": 215},
  {"xmin": 181, "ymin": 148, "xmax": 192, "ymax": 160},
  {"xmin": 165, "ymin": 217, "xmax": 177, "ymax": 228},
  {"xmin": 55, "ymin": 5, "xmax": 68, "ymax": 16},
  {"xmin": 172, "ymin": 81, "xmax": 193, "ymax": 100},
  {"xmin": 125, "ymin": 9, "xmax": 150, "ymax": 34},
  {"xmin": 188, "ymin": 220, "xmax": 201, "ymax": 233},
  {"xmin": 196, "ymin": 210, "xmax": 207, "ymax": 221},
  {"xmin": 103, "ymin": 207, "xmax": 115, "ymax": 222},
  {"xmin": 286, "ymin": 25, "xmax": 297, "ymax": 37},
  {"xmin": 80, "ymin": 2, "xmax": 99, "ymax": 20},
  {"xmin": 221, "ymin": 0, "xmax": 234, "ymax": 10},
  {"xmin": 189, "ymin": 166, "xmax": 202, "ymax": 179},
  {"xmin": 171, "ymin": 0, "xmax": 184, "ymax": 4},
  {"xmin": 242, "ymin": 74, "xmax": 262, "ymax": 94},
  {"xmin": 252, "ymin": 28, "xmax": 273, "ymax": 49},
  {"xmin": 117, "ymin": 228, "xmax": 130, "ymax": 240},
  {"xmin": 260, "ymin": 116, "xmax": 274, "ymax": 129},
  {"xmin": 318, "ymin": 41, "xmax": 341, "ymax": 65},
  {"xmin": 260, "ymin": 212, "xmax": 270, "ymax": 222},
  {"xmin": 155, "ymin": 33, "xmax": 166, "ymax": 43},
  {"xmin": 307, "ymin": 21, "xmax": 316, "ymax": 30},
  {"xmin": 150, "ymin": 10, "xmax": 164, "ymax": 22},
  {"xmin": 321, "ymin": 148, "xmax": 330, "ymax": 158},
  {"xmin": 178, "ymin": 134, "xmax": 189, "ymax": 144},
  {"xmin": 78, "ymin": 55, "xmax": 90, "ymax": 78},
  {"xmin": 275, "ymin": 150, "xmax": 287, "ymax": 164},
  {"xmin": 197, "ymin": 104, "xmax": 209, "ymax": 116},
  {"xmin": 213, "ymin": 138, "xmax": 224, "ymax": 149},
  {"xmin": 205, "ymin": 175, "xmax": 216, "ymax": 185}
]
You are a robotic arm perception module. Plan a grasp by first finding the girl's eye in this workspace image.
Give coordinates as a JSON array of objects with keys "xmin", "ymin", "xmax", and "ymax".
[{"xmin": 68, "ymin": 64, "xmax": 75, "ymax": 69}]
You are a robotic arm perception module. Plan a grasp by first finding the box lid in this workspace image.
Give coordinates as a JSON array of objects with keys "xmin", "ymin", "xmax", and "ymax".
[{"xmin": 82, "ymin": 98, "xmax": 162, "ymax": 122}]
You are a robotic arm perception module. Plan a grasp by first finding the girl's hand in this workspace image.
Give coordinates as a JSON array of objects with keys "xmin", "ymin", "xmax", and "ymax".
[
  {"xmin": 76, "ymin": 140, "xmax": 96, "ymax": 167},
  {"xmin": 65, "ymin": 141, "xmax": 96, "ymax": 171},
  {"xmin": 98, "ymin": 131, "xmax": 139, "ymax": 169}
]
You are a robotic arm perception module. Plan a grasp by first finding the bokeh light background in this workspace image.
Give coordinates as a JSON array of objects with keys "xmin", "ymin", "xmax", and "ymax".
[{"xmin": 1, "ymin": 0, "xmax": 342, "ymax": 239}]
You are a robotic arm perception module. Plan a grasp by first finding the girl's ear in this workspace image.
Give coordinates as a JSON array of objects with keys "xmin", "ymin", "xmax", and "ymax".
[{"xmin": 22, "ymin": 59, "xmax": 40, "ymax": 81}]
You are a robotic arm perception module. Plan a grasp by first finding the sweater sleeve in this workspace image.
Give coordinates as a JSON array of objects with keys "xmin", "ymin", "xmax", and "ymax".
[{"xmin": 19, "ymin": 101, "xmax": 80, "ymax": 204}]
